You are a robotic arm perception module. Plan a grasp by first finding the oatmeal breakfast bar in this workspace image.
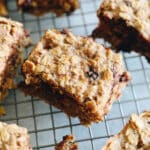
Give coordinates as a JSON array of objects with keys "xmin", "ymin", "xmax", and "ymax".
[
  {"xmin": 55, "ymin": 135, "xmax": 78, "ymax": 150},
  {"xmin": 17, "ymin": 0, "xmax": 79, "ymax": 16},
  {"xmin": 102, "ymin": 111, "xmax": 150, "ymax": 150},
  {"xmin": 0, "ymin": 121, "xmax": 32, "ymax": 150},
  {"xmin": 92, "ymin": 0, "xmax": 150, "ymax": 61},
  {"xmin": 19, "ymin": 29, "xmax": 130, "ymax": 125},
  {"xmin": 0, "ymin": 0, "xmax": 8, "ymax": 16},
  {"xmin": 0, "ymin": 17, "xmax": 30, "ymax": 101}
]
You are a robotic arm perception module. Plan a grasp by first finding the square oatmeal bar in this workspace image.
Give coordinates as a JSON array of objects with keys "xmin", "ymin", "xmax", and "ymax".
[
  {"xmin": 102, "ymin": 111, "xmax": 150, "ymax": 150},
  {"xmin": 93, "ymin": 0, "xmax": 150, "ymax": 61},
  {"xmin": 0, "ymin": 17, "xmax": 30, "ymax": 101},
  {"xmin": 20, "ymin": 29, "xmax": 130, "ymax": 125}
]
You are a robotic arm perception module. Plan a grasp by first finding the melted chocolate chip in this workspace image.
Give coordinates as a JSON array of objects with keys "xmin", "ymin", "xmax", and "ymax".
[{"xmin": 87, "ymin": 68, "xmax": 99, "ymax": 80}]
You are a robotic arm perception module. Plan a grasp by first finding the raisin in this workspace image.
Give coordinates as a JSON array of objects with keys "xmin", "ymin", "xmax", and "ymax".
[
  {"xmin": 86, "ymin": 68, "xmax": 99, "ymax": 80},
  {"xmin": 119, "ymin": 72, "xmax": 130, "ymax": 82},
  {"xmin": 137, "ymin": 141, "xmax": 143, "ymax": 148}
]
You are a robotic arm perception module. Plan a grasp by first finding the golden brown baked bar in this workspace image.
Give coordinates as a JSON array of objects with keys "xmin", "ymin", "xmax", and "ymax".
[
  {"xmin": 0, "ymin": 0, "xmax": 8, "ymax": 16},
  {"xmin": 0, "ymin": 17, "xmax": 30, "ymax": 101},
  {"xmin": 0, "ymin": 121, "xmax": 32, "ymax": 150},
  {"xmin": 92, "ymin": 0, "xmax": 150, "ymax": 61},
  {"xmin": 19, "ymin": 29, "xmax": 130, "ymax": 125},
  {"xmin": 55, "ymin": 135, "xmax": 78, "ymax": 150},
  {"xmin": 17, "ymin": 0, "xmax": 79, "ymax": 16},
  {"xmin": 102, "ymin": 111, "xmax": 150, "ymax": 150}
]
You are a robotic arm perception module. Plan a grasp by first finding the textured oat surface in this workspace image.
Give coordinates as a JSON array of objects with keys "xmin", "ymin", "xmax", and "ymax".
[
  {"xmin": 22, "ymin": 29, "xmax": 130, "ymax": 125},
  {"xmin": 102, "ymin": 111, "xmax": 150, "ymax": 150},
  {"xmin": 18, "ymin": 0, "xmax": 79, "ymax": 16},
  {"xmin": 0, "ymin": 17, "xmax": 30, "ymax": 100},
  {"xmin": 0, "ymin": 122, "xmax": 32, "ymax": 150},
  {"xmin": 98, "ymin": 0, "xmax": 150, "ymax": 40},
  {"xmin": 23, "ymin": 29, "xmax": 130, "ymax": 104},
  {"xmin": 55, "ymin": 135, "xmax": 78, "ymax": 150}
]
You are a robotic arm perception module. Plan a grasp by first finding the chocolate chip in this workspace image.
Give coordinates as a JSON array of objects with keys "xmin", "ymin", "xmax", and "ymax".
[
  {"xmin": 147, "ymin": 121, "xmax": 150, "ymax": 124},
  {"xmin": 87, "ymin": 68, "xmax": 99, "ymax": 80}
]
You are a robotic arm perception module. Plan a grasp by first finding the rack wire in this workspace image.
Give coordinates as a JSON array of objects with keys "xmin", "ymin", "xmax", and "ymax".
[{"xmin": 1, "ymin": 0, "xmax": 150, "ymax": 149}]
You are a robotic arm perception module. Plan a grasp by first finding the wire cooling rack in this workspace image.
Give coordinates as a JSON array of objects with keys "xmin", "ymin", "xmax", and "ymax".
[{"xmin": 1, "ymin": 0, "xmax": 150, "ymax": 149}]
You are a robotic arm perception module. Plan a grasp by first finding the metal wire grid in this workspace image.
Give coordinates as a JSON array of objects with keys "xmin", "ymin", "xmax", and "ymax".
[{"xmin": 0, "ymin": 0, "xmax": 150, "ymax": 149}]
